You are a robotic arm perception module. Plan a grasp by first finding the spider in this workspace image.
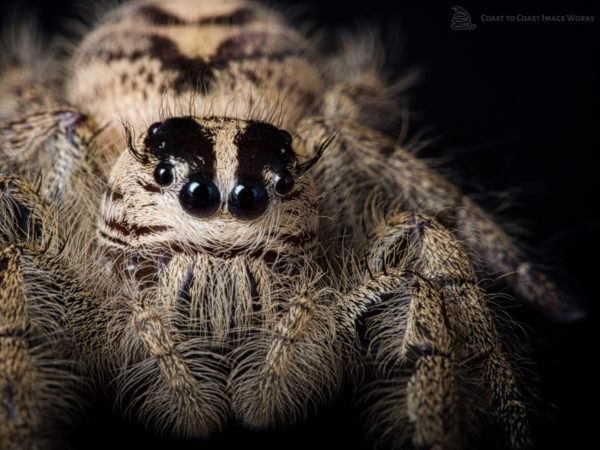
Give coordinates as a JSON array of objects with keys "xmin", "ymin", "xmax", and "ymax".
[{"xmin": 0, "ymin": 0, "xmax": 582, "ymax": 449}]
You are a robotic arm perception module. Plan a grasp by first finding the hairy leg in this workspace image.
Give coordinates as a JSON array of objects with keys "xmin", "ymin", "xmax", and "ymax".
[
  {"xmin": 103, "ymin": 251, "xmax": 353, "ymax": 436},
  {"xmin": 1, "ymin": 245, "xmax": 42, "ymax": 450},
  {"xmin": 224, "ymin": 255, "xmax": 358, "ymax": 429},
  {"xmin": 113, "ymin": 294, "xmax": 230, "ymax": 437},
  {"xmin": 1, "ymin": 17, "xmax": 115, "ymax": 215},
  {"xmin": 0, "ymin": 177, "xmax": 86, "ymax": 449},
  {"xmin": 230, "ymin": 287, "xmax": 355, "ymax": 429},
  {"xmin": 102, "ymin": 266, "xmax": 230, "ymax": 438},
  {"xmin": 0, "ymin": 108, "xmax": 108, "ymax": 207},
  {"xmin": 295, "ymin": 117, "xmax": 579, "ymax": 322},
  {"xmin": 340, "ymin": 212, "xmax": 530, "ymax": 449}
]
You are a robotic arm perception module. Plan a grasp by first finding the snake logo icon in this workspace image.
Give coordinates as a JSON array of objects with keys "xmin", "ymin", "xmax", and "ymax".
[{"xmin": 451, "ymin": 6, "xmax": 477, "ymax": 30}]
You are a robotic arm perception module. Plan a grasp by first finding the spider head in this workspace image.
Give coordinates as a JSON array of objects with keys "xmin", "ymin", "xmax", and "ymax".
[{"xmin": 99, "ymin": 116, "xmax": 322, "ymax": 257}]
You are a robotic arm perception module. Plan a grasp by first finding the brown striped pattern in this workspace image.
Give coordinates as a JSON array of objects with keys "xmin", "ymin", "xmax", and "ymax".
[
  {"xmin": 105, "ymin": 31, "xmax": 298, "ymax": 95},
  {"xmin": 104, "ymin": 218, "xmax": 171, "ymax": 238},
  {"xmin": 137, "ymin": 180, "xmax": 161, "ymax": 193},
  {"xmin": 78, "ymin": 8, "xmax": 302, "ymax": 96},
  {"xmin": 137, "ymin": 5, "xmax": 256, "ymax": 27}
]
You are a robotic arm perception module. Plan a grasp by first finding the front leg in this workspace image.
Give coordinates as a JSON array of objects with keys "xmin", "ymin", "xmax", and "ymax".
[
  {"xmin": 344, "ymin": 212, "xmax": 530, "ymax": 449},
  {"xmin": 101, "ymin": 254, "xmax": 230, "ymax": 438},
  {"xmin": 1, "ymin": 107, "xmax": 106, "ymax": 205},
  {"xmin": 229, "ymin": 259, "xmax": 358, "ymax": 429},
  {"xmin": 0, "ymin": 177, "xmax": 87, "ymax": 449},
  {"xmin": 296, "ymin": 118, "xmax": 580, "ymax": 322},
  {"xmin": 1, "ymin": 244, "xmax": 43, "ymax": 450},
  {"xmin": 105, "ymin": 252, "xmax": 355, "ymax": 436}
]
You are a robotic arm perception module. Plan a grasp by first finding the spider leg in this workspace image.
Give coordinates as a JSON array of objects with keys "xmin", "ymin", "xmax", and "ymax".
[
  {"xmin": 296, "ymin": 118, "xmax": 582, "ymax": 322},
  {"xmin": 112, "ymin": 293, "xmax": 229, "ymax": 437},
  {"xmin": 229, "ymin": 265, "xmax": 356, "ymax": 430},
  {"xmin": 445, "ymin": 280, "xmax": 531, "ymax": 450},
  {"xmin": 1, "ymin": 108, "xmax": 106, "ymax": 206},
  {"xmin": 1, "ymin": 244, "xmax": 41, "ymax": 450},
  {"xmin": 0, "ymin": 175, "xmax": 58, "ymax": 252},
  {"xmin": 343, "ymin": 212, "xmax": 530, "ymax": 449},
  {"xmin": 105, "ymin": 253, "xmax": 230, "ymax": 438},
  {"xmin": 400, "ymin": 276, "xmax": 459, "ymax": 449},
  {"xmin": 0, "ymin": 176, "xmax": 86, "ymax": 449}
]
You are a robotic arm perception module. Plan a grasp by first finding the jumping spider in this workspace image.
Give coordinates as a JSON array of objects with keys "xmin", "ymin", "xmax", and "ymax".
[{"xmin": 0, "ymin": 0, "xmax": 580, "ymax": 449}]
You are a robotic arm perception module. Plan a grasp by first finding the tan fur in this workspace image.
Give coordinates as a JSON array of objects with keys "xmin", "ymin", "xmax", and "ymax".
[
  {"xmin": 0, "ymin": 180, "xmax": 85, "ymax": 449},
  {"xmin": 67, "ymin": 0, "xmax": 322, "ymax": 157},
  {"xmin": 0, "ymin": 0, "xmax": 574, "ymax": 448},
  {"xmin": 296, "ymin": 117, "xmax": 577, "ymax": 321},
  {"xmin": 100, "ymin": 118, "xmax": 318, "ymax": 254}
]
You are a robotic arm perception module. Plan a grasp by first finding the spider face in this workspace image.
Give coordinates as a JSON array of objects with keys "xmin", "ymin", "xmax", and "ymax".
[{"xmin": 98, "ymin": 116, "xmax": 318, "ymax": 256}]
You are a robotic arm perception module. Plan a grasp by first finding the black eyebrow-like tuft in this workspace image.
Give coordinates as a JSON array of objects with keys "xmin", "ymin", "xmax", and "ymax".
[
  {"xmin": 295, "ymin": 132, "xmax": 337, "ymax": 176},
  {"xmin": 235, "ymin": 121, "xmax": 296, "ymax": 179},
  {"xmin": 124, "ymin": 122, "xmax": 149, "ymax": 165},
  {"xmin": 143, "ymin": 117, "xmax": 216, "ymax": 175}
]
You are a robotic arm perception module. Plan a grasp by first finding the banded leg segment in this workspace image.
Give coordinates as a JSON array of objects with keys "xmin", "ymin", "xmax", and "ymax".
[
  {"xmin": 402, "ymin": 276, "xmax": 459, "ymax": 449},
  {"xmin": 230, "ymin": 287, "xmax": 356, "ymax": 429},
  {"xmin": 0, "ymin": 108, "xmax": 106, "ymax": 210},
  {"xmin": 0, "ymin": 244, "xmax": 78, "ymax": 450},
  {"xmin": 345, "ymin": 212, "xmax": 530, "ymax": 449},
  {"xmin": 296, "ymin": 117, "xmax": 579, "ymax": 321},
  {"xmin": 0, "ymin": 245, "xmax": 38, "ymax": 450},
  {"xmin": 0, "ymin": 174, "xmax": 100, "ymax": 449},
  {"xmin": 345, "ymin": 270, "xmax": 461, "ymax": 448},
  {"xmin": 0, "ymin": 175, "xmax": 57, "ymax": 247},
  {"xmin": 109, "ymin": 292, "xmax": 230, "ymax": 438},
  {"xmin": 445, "ymin": 280, "xmax": 531, "ymax": 449}
]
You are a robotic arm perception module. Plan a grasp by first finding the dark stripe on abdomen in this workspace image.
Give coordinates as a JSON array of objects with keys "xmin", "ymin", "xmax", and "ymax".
[
  {"xmin": 83, "ymin": 26, "xmax": 303, "ymax": 96},
  {"xmin": 197, "ymin": 8, "xmax": 256, "ymax": 26},
  {"xmin": 137, "ymin": 5, "xmax": 256, "ymax": 27},
  {"xmin": 137, "ymin": 5, "xmax": 186, "ymax": 25}
]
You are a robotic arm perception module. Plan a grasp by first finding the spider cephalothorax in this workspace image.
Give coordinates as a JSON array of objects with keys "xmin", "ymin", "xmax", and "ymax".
[{"xmin": 0, "ymin": 1, "xmax": 581, "ymax": 449}]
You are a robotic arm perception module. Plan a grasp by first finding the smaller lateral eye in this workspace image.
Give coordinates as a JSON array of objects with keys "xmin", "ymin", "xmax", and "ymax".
[
  {"xmin": 148, "ymin": 122, "xmax": 162, "ymax": 135},
  {"xmin": 274, "ymin": 171, "xmax": 294, "ymax": 196},
  {"xmin": 153, "ymin": 163, "xmax": 174, "ymax": 186}
]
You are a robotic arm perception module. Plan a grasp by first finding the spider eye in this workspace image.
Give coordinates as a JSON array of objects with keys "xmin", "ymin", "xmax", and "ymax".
[
  {"xmin": 274, "ymin": 171, "xmax": 294, "ymax": 196},
  {"xmin": 153, "ymin": 163, "xmax": 174, "ymax": 186},
  {"xmin": 229, "ymin": 180, "xmax": 269, "ymax": 220},
  {"xmin": 148, "ymin": 122, "xmax": 162, "ymax": 135},
  {"xmin": 179, "ymin": 175, "xmax": 220, "ymax": 218}
]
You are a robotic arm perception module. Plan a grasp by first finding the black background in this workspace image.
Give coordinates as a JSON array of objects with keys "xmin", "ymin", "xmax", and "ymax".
[{"xmin": 1, "ymin": 0, "xmax": 598, "ymax": 448}]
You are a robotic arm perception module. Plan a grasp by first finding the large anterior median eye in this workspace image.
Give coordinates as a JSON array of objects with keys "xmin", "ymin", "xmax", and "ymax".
[
  {"xmin": 179, "ymin": 174, "xmax": 220, "ymax": 218},
  {"xmin": 229, "ymin": 180, "xmax": 269, "ymax": 220}
]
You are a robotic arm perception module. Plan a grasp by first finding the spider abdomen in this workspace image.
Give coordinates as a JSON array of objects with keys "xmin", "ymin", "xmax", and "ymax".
[{"xmin": 67, "ymin": 0, "xmax": 322, "ymax": 155}]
